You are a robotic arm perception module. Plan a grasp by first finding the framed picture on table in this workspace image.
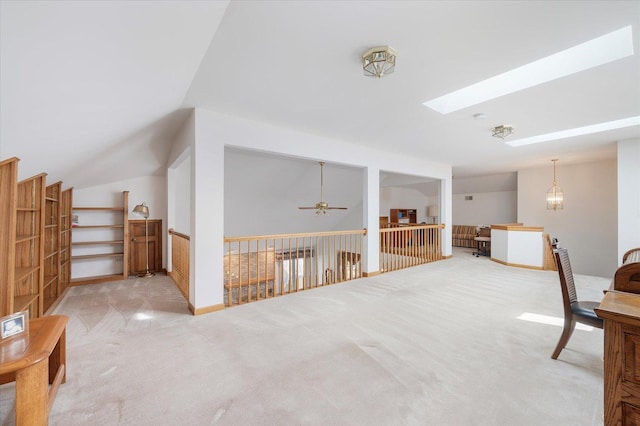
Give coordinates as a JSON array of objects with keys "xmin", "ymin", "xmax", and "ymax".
[{"xmin": 0, "ymin": 311, "xmax": 29, "ymax": 340}]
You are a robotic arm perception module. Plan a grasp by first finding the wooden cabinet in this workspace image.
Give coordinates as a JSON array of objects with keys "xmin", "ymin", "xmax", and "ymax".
[
  {"xmin": 128, "ymin": 219, "xmax": 162, "ymax": 275},
  {"xmin": 596, "ymin": 291, "xmax": 640, "ymax": 426},
  {"xmin": 379, "ymin": 216, "xmax": 389, "ymax": 228},
  {"xmin": 71, "ymin": 191, "xmax": 129, "ymax": 285},
  {"xmin": 390, "ymin": 208, "xmax": 416, "ymax": 224}
]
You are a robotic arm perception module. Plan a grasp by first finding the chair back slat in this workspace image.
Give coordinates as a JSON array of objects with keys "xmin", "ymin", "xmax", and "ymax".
[{"xmin": 554, "ymin": 248, "xmax": 578, "ymax": 305}]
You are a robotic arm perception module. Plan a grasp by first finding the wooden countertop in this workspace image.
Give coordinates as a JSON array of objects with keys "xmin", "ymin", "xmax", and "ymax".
[
  {"xmin": 491, "ymin": 224, "xmax": 544, "ymax": 232},
  {"xmin": 595, "ymin": 291, "xmax": 640, "ymax": 327}
]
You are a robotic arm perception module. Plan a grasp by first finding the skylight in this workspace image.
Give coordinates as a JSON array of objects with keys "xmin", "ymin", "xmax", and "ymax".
[
  {"xmin": 423, "ymin": 26, "xmax": 634, "ymax": 114},
  {"xmin": 506, "ymin": 116, "xmax": 640, "ymax": 147}
]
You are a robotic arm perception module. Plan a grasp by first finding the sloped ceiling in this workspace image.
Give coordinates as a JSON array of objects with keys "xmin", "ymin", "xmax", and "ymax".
[
  {"xmin": 0, "ymin": 0, "xmax": 229, "ymax": 187},
  {"xmin": 1, "ymin": 1, "xmax": 639, "ymax": 189}
]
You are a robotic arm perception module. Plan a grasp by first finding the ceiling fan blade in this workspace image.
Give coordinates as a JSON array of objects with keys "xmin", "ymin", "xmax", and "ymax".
[
  {"xmin": 298, "ymin": 207, "xmax": 317, "ymax": 210},
  {"xmin": 326, "ymin": 207, "xmax": 348, "ymax": 210}
]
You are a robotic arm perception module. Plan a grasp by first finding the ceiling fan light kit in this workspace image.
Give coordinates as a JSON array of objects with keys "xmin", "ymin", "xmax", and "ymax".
[{"xmin": 298, "ymin": 161, "xmax": 347, "ymax": 215}]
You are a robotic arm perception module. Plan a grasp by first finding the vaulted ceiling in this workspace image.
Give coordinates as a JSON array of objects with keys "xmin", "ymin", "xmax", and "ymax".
[{"xmin": 1, "ymin": 1, "xmax": 639, "ymax": 189}]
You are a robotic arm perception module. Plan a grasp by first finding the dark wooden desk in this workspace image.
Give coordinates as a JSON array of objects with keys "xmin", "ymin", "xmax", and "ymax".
[
  {"xmin": 0, "ymin": 315, "xmax": 68, "ymax": 425},
  {"xmin": 596, "ymin": 293, "xmax": 640, "ymax": 426}
]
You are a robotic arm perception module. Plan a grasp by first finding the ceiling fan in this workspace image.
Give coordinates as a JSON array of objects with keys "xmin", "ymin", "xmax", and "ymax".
[{"xmin": 298, "ymin": 161, "xmax": 347, "ymax": 215}]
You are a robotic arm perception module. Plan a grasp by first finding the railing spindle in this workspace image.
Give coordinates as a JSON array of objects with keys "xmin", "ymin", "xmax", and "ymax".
[{"xmin": 379, "ymin": 224, "xmax": 445, "ymax": 274}]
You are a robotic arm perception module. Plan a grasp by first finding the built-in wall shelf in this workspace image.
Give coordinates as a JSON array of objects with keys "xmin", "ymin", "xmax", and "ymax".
[
  {"xmin": 73, "ymin": 207, "xmax": 124, "ymax": 211},
  {"xmin": 0, "ymin": 158, "xmax": 72, "ymax": 319},
  {"xmin": 43, "ymin": 181, "xmax": 62, "ymax": 314},
  {"xmin": 72, "ymin": 240, "xmax": 124, "ymax": 246},
  {"xmin": 14, "ymin": 294, "xmax": 40, "ymax": 313},
  {"xmin": 70, "ymin": 192, "xmax": 129, "ymax": 286},
  {"xmin": 72, "ymin": 253, "xmax": 124, "ymax": 260},
  {"xmin": 73, "ymin": 225, "xmax": 124, "ymax": 229},
  {"xmin": 70, "ymin": 274, "xmax": 126, "ymax": 286}
]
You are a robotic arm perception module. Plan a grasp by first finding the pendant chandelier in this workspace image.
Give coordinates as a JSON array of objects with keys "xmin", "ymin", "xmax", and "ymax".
[{"xmin": 546, "ymin": 159, "xmax": 564, "ymax": 211}]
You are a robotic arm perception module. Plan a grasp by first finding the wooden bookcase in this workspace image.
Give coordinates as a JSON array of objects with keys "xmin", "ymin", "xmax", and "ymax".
[
  {"xmin": 71, "ymin": 191, "xmax": 129, "ymax": 285},
  {"xmin": 59, "ymin": 188, "xmax": 73, "ymax": 295},
  {"xmin": 43, "ymin": 181, "xmax": 62, "ymax": 313},
  {"xmin": 0, "ymin": 157, "xmax": 19, "ymax": 318},
  {"xmin": 14, "ymin": 173, "xmax": 47, "ymax": 319},
  {"xmin": 1, "ymin": 157, "xmax": 73, "ymax": 319}
]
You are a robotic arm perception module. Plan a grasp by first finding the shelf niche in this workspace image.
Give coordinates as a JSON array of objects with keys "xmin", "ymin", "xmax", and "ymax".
[{"xmin": 71, "ymin": 191, "xmax": 129, "ymax": 285}]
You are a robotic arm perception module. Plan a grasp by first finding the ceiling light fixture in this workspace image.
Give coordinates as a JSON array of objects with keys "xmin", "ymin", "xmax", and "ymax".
[
  {"xmin": 423, "ymin": 25, "xmax": 634, "ymax": 114},
  {"xmin": 546, "ymin": 159, "xmax": 564, "ymax": 211},
  {"xmin": 491, "ymin": 125, "xmax": 514, "ymax": 139},
  {"xmin": 362, "ymin": 46, "xmax": 397, "ymax": 78},
  {"xmin": 505, "ymin": 115, "xmax": 640, "ymax": 147}
]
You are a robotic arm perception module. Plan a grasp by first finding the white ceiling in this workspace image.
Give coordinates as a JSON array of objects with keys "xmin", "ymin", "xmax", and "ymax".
[{"xmin": 1, "ymin": 1, "xmax": 639, "ymax": 188}]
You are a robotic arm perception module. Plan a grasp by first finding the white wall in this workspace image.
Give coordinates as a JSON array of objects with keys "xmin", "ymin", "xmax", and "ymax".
[
  {"xmin": 72, "ymin": 175, "xmax": 167, "ymax": 278},
  {"xmin": 618, "ymin": 139, "xmax": 640, "ymax": 262},
  {"xmin": 452, "ymin": 191, "xmax": 517, "ymax": 226},
  {"xmin": 165, "ymin": 149, "xmax": 191, "ymax": 274},
  {"xmin": 517, "ymin": 159, "xmax": 617, "ymax": 277},
  {"xmin": 171, "ymin": 155, "xmax": 191, "ymax": 235},
  {"xmin": 166, "ymin": 111, "xmax": 194, "ymax": 273},
  {"xmin": 190, "ymin": 109, "xmax": 225, "ymax": 309},
  {"xmin": 224, "ymin": 149, "xmax": 363, "ymax": 236},
  {"xmin": 172, "ymin": 108, "xmax": 453, "ymax": 310},
  {"xmin": 207, "ymin": 110, "xmax": 452, "ymax": 256}
]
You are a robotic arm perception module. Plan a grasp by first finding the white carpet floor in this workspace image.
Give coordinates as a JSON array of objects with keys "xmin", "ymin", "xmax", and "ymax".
[{"xmin": 1, "ymin": 248, "xmax": 609, "ymax": 425}]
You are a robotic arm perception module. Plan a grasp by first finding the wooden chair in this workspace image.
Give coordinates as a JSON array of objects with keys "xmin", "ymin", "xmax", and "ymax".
[{"xmin": 551, "ymin": 248, "xmax": 603, "ymax": 359}]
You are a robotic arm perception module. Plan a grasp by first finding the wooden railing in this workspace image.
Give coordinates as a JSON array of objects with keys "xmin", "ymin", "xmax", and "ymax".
[
  {"xmin": 170, "ymin": 224, "xmax": 444, "ymax": 310},
  {"xmin": 380, "ymin": 223, "xmax": 444, "ymax": 273},
  {"xmin": 168, "ymin": 229, "xmax": 189, "ymax": 301},
  {"xmin": 224, "ymin": 229, "xmax": 366, "ymax": 307}
]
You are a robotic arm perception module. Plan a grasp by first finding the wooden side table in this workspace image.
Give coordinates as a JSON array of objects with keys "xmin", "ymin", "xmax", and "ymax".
[{"xmin": 0, "ymin": 315, "xmax": 68, "ymax": 425}]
